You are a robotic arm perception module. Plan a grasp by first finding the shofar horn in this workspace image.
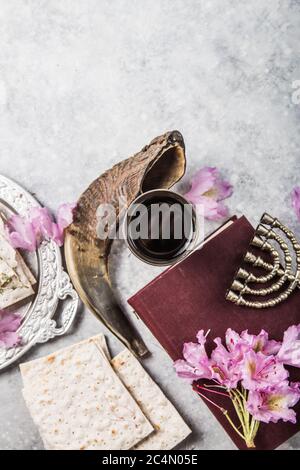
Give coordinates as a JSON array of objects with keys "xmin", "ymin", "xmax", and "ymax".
[{"xmin": 65, "ymin": 130, "xmax": 186, "ymax": 358}]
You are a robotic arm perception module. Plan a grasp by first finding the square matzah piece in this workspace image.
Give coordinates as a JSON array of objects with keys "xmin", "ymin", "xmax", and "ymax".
[
  {"xmin": 21, "ymin": 340, "xmax": 153, "ymax": 450},
  {"xmin": 111, "ymin": 349, "xmax": 191, "ymax": 450}
]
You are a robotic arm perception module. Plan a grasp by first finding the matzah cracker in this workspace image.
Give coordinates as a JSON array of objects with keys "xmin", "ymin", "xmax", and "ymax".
[
  {"xmin": 111, "ymin": 349, "xmax": 191, "ymax": 450},
  {"xmin": 20, "ymin": 334, "xmax": 109, "ymax": 390},
  {"xmin": 91, "ymin": 334, "xmax": 110, "ymax": 361},
  {"xmin": 0, "ymin": 216, "xmax": 36, "ymax": 309},
  {"xmin": 20, "ymin": 340, "xmax": 153, "ymax": 450}
]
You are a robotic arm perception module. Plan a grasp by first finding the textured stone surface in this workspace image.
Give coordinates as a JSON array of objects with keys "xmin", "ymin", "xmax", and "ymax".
[{"xmin": 0, "ymin": 0, "xmax": 300, "ymax": 450}]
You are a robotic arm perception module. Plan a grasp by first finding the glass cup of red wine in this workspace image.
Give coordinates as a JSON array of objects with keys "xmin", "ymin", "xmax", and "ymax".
[{"xmin": 124, "ymin": 189, "xmax": 199, "ymax": 266}]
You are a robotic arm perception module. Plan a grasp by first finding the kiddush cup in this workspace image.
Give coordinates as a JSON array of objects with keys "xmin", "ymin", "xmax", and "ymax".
[{"xmin": 124, "ymin": 189, "xmax": 199, "ymax": 266}]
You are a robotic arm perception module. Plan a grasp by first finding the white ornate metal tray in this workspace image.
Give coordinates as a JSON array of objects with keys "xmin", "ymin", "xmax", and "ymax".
[{"xmin": 0, "ymin": 175, "xmax": 79, "ymax": 370}]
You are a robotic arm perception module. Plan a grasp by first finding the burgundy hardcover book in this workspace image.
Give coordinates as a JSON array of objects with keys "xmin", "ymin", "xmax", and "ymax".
[{"xmin": 128, "ymin": 216, "xmax": 300, "ymax": 450}]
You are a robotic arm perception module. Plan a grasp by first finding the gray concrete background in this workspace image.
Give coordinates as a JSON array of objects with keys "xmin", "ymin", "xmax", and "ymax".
[{"xmin": 0, "ymin": 0, "xmax": 300, "ymax": 450}]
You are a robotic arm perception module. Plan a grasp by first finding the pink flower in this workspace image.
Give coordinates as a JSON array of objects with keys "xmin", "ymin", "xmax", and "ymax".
[
  {"xmin": 242, "ymin": 350, "xmax": 289, "ymax": 391},
  {"xmin": 211, "ymin": 337, "xmax": 242, "ymax": 388},
  {"xmin": 6, "ymin": 214, "xmax": 38, "ymax": 252},
  {"xmin": 30, "ymin": 207, "xmax": 54, "ymax": 239},
  {"xmin": 175, "ymin": 328, "xmax": 300, "ymax": 447},
  {"xmin": 184, "ymin": 167, "xmax": 233, "ymax": 221},
  {"xmin": 6, "ymin": 203, "xmax": 76, "ymax": 251},
  {"xmin": 0, "ymin": 311, "xmax": 21, "ymax": 348},
  {"xmin": 174, "ymin": 358, "xmax": 212, "ymax": 383},
  {"xmin": 247, "ymin": 383, "xmax": 300, "ymax": 424},
  {"xmin": 226, "ymin": 328, "xmax": 281, "ymax": 357},
  {"xmin": 174, "ymin": 329, "xmax": 212, "ymax": 383},
  {"xmin": 291, "ymin": 187, "xmax": 300, "ymax": 221},
  {"xmin": 290, "ymin": 382, "xmax": 300, "ymax": 392},
  {"xmin": 277, "ymin": 324, "xmax": 300, "ymax": 367},
  {"xmin": 52, "ymin": 203, "xmax": 77, "ymax": 246}
]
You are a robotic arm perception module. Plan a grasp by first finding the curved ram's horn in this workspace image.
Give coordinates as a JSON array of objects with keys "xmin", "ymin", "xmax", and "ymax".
[{"xmin": 65, "ymin": 131, "xmax": 186, "ymax": 357}]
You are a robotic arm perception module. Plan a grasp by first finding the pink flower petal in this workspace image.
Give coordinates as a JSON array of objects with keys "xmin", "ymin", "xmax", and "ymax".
[
  {"xmin": 0, "ymin": 311, "xmax": 21, "ymax": 349},
  {"xmin": 247, "ymin": 383, "xmax": 300, "ymax": 424},
  {"xmin": 290, "ymin": 382, "xmax": 300, "ymax": 392},
  {"xmin": 215, "ymin": 178, "xmax": 233, "ymax": 201},
  {"xmin": 174, "ymin": 329, "xmax": 213, "ymax": 383},
  {"xmin": 224, "ymin": 329, "xmax": 251, "ymax": 363},
  {"xmin": 183, "ymin": 342, "xmax": 206, "ymax": 365},
  {"xmin": 5, "ymin": 203, "xmax": 76, "ymax": 251},
  {"xmin": 192, "ymin": 195, "xmax": 229, "ymax": 221},
  {"xmin": 241, "ymin": 329, "xmax": 282, "ymax": 355},
  {"xmin": 278, "ymin": 324, "xmax": 300, "ymax": 367},
  {"xmin": 184, "ymin": 166, "xmax": 233, "ymax": 221},
  {"xmin": 196, "ymin": 329, "xmax": 208, "ymax": 346},
  {"xmin": 211, "ymin": 337, "xmax": 242, "ymax": 388},
  {"xmin": 263, "ymin": 339, "xmax": 282, "ymax": 356},
  {"xmin": 225, "ymin": 328, "xmax": 241, "ymax": 351},
  {"xmin": 225, "ymin": 328, "xmax": 281, "ymax": 357},
  {"xmin": 56, "ymin": 203, "xmax": 76, "ymax": 231},
  {"xmin": 242, "ymin": 350, "xmax": 289, "ymax": 391},
  {"xmin": 30, "ymin": 207, "xmax": 54, "ymax": 239},
  {"xmin": 174, "ymin": 360, "xmax": 201, "ymax": 382},
  {"xmin": 291, "ymin": 187, "xmax": 300, "ymax": 222},
  {"xmin": 174, "ymin": 358, "xmax": 212, "ymax": 383},
  {"xmin": 51, "ymin": 224, "xmax": 64, "ymax": 247},
  {"xmin": 51, "ymin": 203, "xmax": 76, "ymax": 246},
  {"xmin": 6, "ymin": 214, "xmax": 37, "ymax": 252},
  {"xmin": 185, "ymin": 167, "xmax": 217, "ymax": 199}
]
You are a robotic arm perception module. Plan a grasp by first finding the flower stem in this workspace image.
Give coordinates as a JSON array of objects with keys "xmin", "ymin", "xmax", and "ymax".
[
  {"xmin": 194, "ymin": 384, "xmax": 230, "ymax": 399},
  {"xmin": 229, "ymin": 387, "xmax": 259, "ymax": 448},
  {"xmin": 247, "ymin": 415, "xmax": 260, "ymax": 448},
  {"xmin": 193, "ymin": 387, "xmax": 226, "ymax": 411},
  {"xmin": 193, "ymin": 384, "xmax": 260, "ymax": 448},
  {"xmin": 222, "ymin": 409, "xmax": 247, "ymax": 441},
  {"xmin": 203, "ymin": 383, "xmax": 227, "ymax": 389},
  {"xmin": 230, "ymin": 390, "xmax": 248, "ymax": 437}
]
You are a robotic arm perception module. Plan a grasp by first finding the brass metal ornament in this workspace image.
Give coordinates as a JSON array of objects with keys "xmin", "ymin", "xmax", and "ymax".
[
  {"xmin": 64, "ymin": 131, "xmax": 186, "ymax": 357},
  {"xmin": 226, "ymin": 213, "xmax": 300, "ymax": 308}
]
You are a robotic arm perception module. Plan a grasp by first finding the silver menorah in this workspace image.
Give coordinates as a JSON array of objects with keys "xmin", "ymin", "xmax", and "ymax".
[{"xmin": 226, "ymin": 213, "xmax": 300, "ymax": 308}]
